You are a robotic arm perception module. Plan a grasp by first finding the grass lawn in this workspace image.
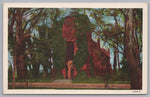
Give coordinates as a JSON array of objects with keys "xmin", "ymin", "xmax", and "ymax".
[
  {"xmin": 9, "ymin": 77, "xmax": 53, "ymax": 83},
  {"xmin": 8, "ymin": 71, "xmax": 130, "ymax": 84},
  {"xmin": 8, "ymin": 76, "xmax": 130, "ymax": 84}
]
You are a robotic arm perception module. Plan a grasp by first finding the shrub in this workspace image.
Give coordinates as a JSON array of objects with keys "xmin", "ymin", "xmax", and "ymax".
[
  {"xmin": 55, "ymin": 72, "xmax": 64, "ymax": 80},
  {"xmin": 73, "ymin": 71, "xmax": 88, "ymax": 83}
]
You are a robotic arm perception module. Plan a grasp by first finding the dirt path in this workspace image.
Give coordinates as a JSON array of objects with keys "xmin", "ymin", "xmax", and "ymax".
[{"xmin": 8, "ymin": 82, "xmax": 130, "ymax": 89}]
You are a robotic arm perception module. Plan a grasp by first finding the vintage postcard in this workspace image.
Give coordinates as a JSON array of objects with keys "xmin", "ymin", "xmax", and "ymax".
[{"xmin": 3, "ymin": 3, "xmax": 148, "ymax": 94}]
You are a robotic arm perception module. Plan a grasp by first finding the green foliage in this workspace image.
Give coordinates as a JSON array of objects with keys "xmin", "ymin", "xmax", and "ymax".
[
  {"xmin": 73, "ymin": 71, "xmax": 104, "ymax": 83},
  {"xmin": 50, "ymin": 19, "xmax": 66, "ymax": 71},
  {"xmin": 87, "ymin": 77, "xmax": 104, "ymax": 83},
  {"xmin": 72, "ymin": 71, "xmax": 89, "ymax": 83},
  {"xmin": 14, "ymin": 77, "xmax": 53, "ymax": 83},
  {"xmin": 73, "ymin": 14, "xmax": 91, "ymax": 71},
  {"xmin": 109, "ymin": 70, "xmax": 130, "ymax": 84},
  {"xmin": 135, "ymin": 9, "xmax": 142, "ymax": 33},
  {"xmin": 106, "ymin": 56, "xmax": 130, "ymax": 83},
  {"xmin": 55, "ymin": 72, "xmax": 64, "ymax": 80},
  {"xmin": 108, "ymin": 80, "xmax": 130, "ymax": 84},
  {"xmin": 26, "ymin": 25, "xmax": 52, "ymax": 79},
  {"xmin": 75, "ymin": 14, "xmax": 91, "ymax": 34},
  {"xmin": 119, "ymin": 57, "xmax": 130, "ymax": 81}
]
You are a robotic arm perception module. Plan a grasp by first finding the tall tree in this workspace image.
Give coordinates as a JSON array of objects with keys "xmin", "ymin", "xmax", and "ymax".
[
  {"xmin": 124, "ymin": 9, "xmax": 142, "ymax": 89},
  {"xmin": 8, "ymin": 8, "xmax": 43, "ymax": 80}
]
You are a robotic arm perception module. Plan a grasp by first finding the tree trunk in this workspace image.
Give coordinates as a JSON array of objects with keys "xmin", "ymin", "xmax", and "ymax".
[
  {"xmin": 117, "ymin": 44, "xmax": 120, "ymax": 69},
  {"xmin": 113, "ymin": 48, "xmax": 117, "ymax": 73},
  {"xmin": 15, "ymin": 9, "xmax": 27, "ymax": 80},
  {"xmin": 16, "ymin": 55, "xmax": 27, "ymax": 80},
  {"xmin": 13, "ymin": 55, "xmax": 16, "ymax": 88},
  {"xmin": 124, "ymin": 9, "xmax": 142, "ymax": 89},
  {"xmin": 33, "ymin": 64, "xmax": 40, "ymax": 79},
  {"xmin": 43, "ymin": 66, "xmax": 48, "ymax": 78}
]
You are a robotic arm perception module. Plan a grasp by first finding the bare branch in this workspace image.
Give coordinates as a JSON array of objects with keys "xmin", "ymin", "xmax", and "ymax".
[
  {"xmin": 99, "ymin": 34, "xmax": 124, "ymax": 55},
  {"xmin": 21, "ymin": 9, "xmax": 43, "ymax": 42},
  {"xmin": 22, "ymin": 9, "xmax": 43, "ymax": 32}
]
